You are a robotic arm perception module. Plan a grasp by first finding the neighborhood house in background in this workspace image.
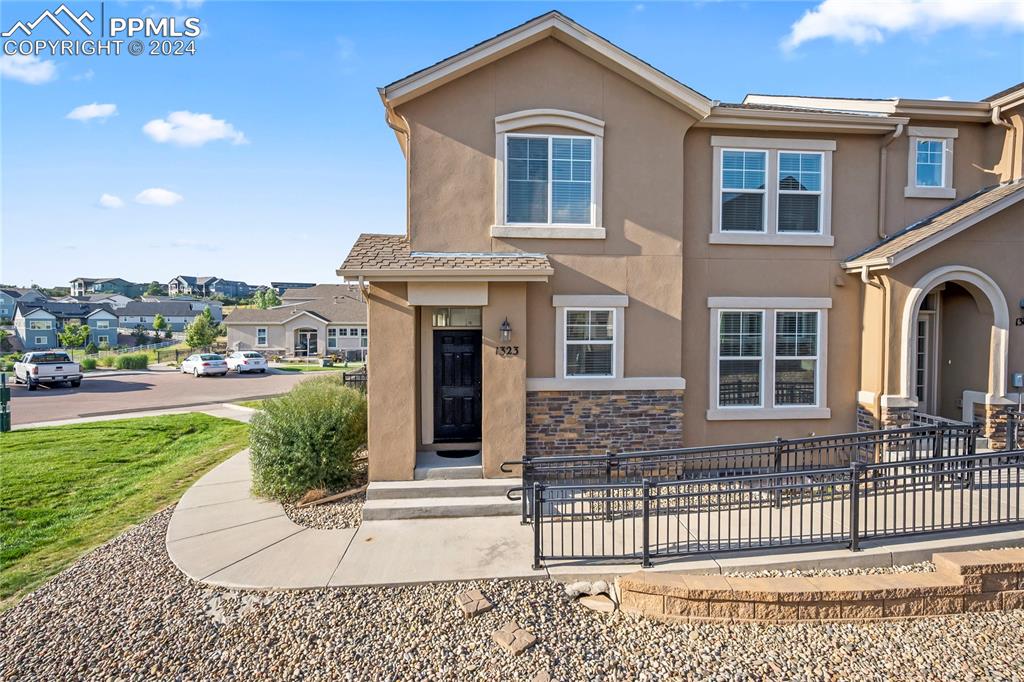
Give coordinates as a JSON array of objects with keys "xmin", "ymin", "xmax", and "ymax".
[
  {"xmin": 335, "ymin": 11, "xmax": 1024, "ymax": 482},
  {"xmin": 224, "ymin": 284, "xmax": 367, "ymax": 360}
]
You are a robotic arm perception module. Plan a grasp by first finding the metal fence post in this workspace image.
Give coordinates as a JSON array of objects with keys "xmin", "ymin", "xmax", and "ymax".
[
  {"xmin": 532, "ymin": 483, "xmax": 544, "ymax": 570},
  {"xmin": 604, "ymin": 451, "xmax": 614, "ymax": 521},
  {"xmin": 849, "ymin": 461, "xmax": 862, "ymax": 552},
  {"xmin": 773, "ymin": 437, "xmax": 784, "ymax": 509},
  {"xmin": 521, "ymin": 456, "xmax": 532, "ymax": 525},
  {"xmin": 641, "ymin": 479, "xmax": 652, "ymax": 568}
]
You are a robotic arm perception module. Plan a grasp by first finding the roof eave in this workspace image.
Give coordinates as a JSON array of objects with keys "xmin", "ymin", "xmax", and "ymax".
[
  {"xmin": 381, "ymin": 12, "xmax": 711, "ymax": 120},
  {"xmin": 338, "ymin": 267, "xmax": 553, "ymax": 283},
  {"xmin": 893, "ymin": 99, "xmax": 992, "ymax": 122},
  {"xmin": 697, "ymin": 107, "xmax": 909, "ymax": 134}
]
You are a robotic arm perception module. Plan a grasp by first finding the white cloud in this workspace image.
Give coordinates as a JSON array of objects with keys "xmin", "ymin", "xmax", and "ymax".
[
  {"xmin": 67, "ymin": 103, "xmax": 118, "ymax": 121},
  {"xmin": 0, "ymin": 55, "xmax": 57, "ymax": 84},
  {"xmin": 933, "ymin": 95, "xmax": 953, "ymax": 101},
  {"xmin": 142, "ymin": 111, "xmax": 247, "ymax": 147},
  {"xmin": 782, "ymin": 0, "xmax": 1024, "ymax": 51},
  {"xmin": 136, "ymin": 188, "xmax": 184, "ymax": 206},
  {"xmin": 72, "ymin": 69, "xmax": 95, "ymax": 81},
  {"xmin": 99, "ymin": 193, "xmax": 125, "ymax": 209}
]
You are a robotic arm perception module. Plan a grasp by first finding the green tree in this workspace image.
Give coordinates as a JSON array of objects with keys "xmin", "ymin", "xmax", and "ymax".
[
  {"xmin": 184, "ymin": 313, "xmax": 218, "ymax": 349},
  {"xmin": 153, "ymin": 314, "xmax": 167, "ymax": 333},
  {"xmin": 58, "ymin": 321, "xmax": 90, "ymax": 348},
  {"xmin": 252, "ymin": 288, "xmax": 281, "ymax": 309},
  {"xmin": 145, "ymin": 281, "xmax": 164, "ymax": 296}
]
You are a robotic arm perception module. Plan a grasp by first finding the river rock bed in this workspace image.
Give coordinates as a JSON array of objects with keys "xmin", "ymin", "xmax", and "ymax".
[{"xmin": 2, "ymin": 508, "xmax": 1022, "ymax": 681}]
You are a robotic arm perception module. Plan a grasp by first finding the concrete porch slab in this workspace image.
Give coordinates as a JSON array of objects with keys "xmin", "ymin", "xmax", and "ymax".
[{"xmin": 328, "ymin": 517, "xmax": 537, "ymax": 586}]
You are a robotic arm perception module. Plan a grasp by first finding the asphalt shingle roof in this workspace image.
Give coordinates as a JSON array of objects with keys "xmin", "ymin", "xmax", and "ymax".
[
  {"xmin": 224, "ymin": 297, "xmax": 367, "ymax": 325},
  {"xmin": 339, "ymin": 234, "xmax": 553, "ymax": 275},
  {"xmin": 845, "ymin": 180, "xmax": 1024, "ymax": 268}
]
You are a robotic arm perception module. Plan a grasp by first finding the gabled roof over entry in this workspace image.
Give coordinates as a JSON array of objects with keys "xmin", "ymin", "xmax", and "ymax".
[
  {"xmin": 844, "ymin": 179, "xmax": 1024, "ymax": 271},
  {"xmin": 338, "ymin": 234, "xmax": 553, "ymax": 282},
  {"xmin": 381, "ymin": 11, "xmax": 712, "ymax": 120}
]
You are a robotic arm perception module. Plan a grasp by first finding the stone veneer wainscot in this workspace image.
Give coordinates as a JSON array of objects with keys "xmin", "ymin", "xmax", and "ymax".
[{"xmin": 526, "ymin": 389, "xmax": 684, "ymax": 457}]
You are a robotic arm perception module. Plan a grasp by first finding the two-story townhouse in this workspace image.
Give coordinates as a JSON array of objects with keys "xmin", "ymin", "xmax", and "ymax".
[
  {"xmin": 337, "ymin": 12, "xmax": 1023, "ymax": 482},
  {"xmin": 271, "ymin": 281, "xmax": 316, "ymax": 295},
  {"xmin": 0, "ymin": 288, "xmax": 47, "ymax": 321},
  {"xmin": 69, "ymin": 277, "xmax": 144, "ymax": 297},
  {"xmin": 13, "ymin": 302, "xmax": 118, "ymax": 348},
  {"xmin": 167, "ymin": 275, "xmax": 220, "ymax": 297},
  {"xmin": 208, "ymin": 279, "xmax": 258, "ymax": 299}
]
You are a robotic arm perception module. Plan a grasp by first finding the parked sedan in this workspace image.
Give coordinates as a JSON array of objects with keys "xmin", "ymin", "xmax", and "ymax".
[
  {"xmin": 226, "ymin": 351, "xmax": 268, "ymax": 374},
  {"xmin": 180, "ymin": 353, "xmax": 229, "ymax": 377}
]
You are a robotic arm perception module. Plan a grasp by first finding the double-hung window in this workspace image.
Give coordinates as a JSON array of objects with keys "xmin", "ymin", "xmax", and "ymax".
[
  {"xmin": 712, "ymin": 137, "xmax": 834, "ymax": 245},
  {"xmin": 327, "ymin": 328, "xmax": 338, "ymax": 349},
  {"xmin": 28, "ymin": 320, "xmax": 52, "ymax": 330},
  {"xmin": 721, "ymin": 150, "xmax": 767, "ymax": 232},
  {"xmin": 256, "ymin": 328, "xmax": 267, "ymax": 346},
  {"xmin": 905, "ymin": 127, "xmax": 956, "ymax": 199},
  {"xmin": 777, "ymin": 152, "xmax": 823, "ymax": 233},
  {"xmin": 506, "ymin": 135, "xmax": 593, "ymax": 226},
  {"xmin": 915, "ymin": 139, "xmax": 945, "ymax": 188},
  {"xmin": 564, "ymin": 308, "xmax": 614, "ymax": 377},
  {"xmin": 709, "ymin": 298, "xmax": 830, "ymax": 419}
]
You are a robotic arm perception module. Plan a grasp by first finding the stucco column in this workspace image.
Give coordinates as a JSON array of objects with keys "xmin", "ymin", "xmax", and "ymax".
[
  {"xmin": 366, "ymin": 282, "xmax": 417, "ymax": 481},
  {"xmin": 481, "ymin": 282, "xmax": 527, "ymax": 478}
]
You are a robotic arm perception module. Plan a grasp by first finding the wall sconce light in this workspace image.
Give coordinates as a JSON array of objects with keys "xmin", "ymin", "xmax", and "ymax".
[{"xmin": 499, "ymin": 317, "xmax": 512, "ymax": 343}]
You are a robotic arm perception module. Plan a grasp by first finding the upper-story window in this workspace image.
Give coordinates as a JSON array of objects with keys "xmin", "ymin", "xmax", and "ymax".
[
  {"xmin": 712, "ymin": 136, "xmax": 835, "ymax": 246},
  {"xmin": 506, "ymin": 135, "xmax": 593, "ymax": 225},
  {"xmin": 914, "ymin": 139, "xmax": 945, "ymax": 188},
  {"xmin": 493, "ymin": 109, "xmax": 606, "ymax": 240},
  {"xmin": 905, "ymin": 126, "xmax": 956, "ymax": 199}
]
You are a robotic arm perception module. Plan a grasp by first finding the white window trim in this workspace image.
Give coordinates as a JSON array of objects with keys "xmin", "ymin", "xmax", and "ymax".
[
  {"xmin": 493, "ymin": 109, "xmax": 605, "ymax": 239},
  {"xmin": 710, "ymin": 136, "xmax": 835, "ymax": 246},
  {"xmin": 95, "ymin": 321, "xmax": 110, "ymax": 329},
  {"xmin": 905, "ymin": 127, "xmax": 957, "ymax": 199},
  {"xmin": 553, "ymin": 295, "xmax": 626, "ymax": 381},
  {"xmin": 255, "ymin": 327, "xmax": 268, "ymax": 347},
  {"xmin": 563, "ymin": 307, "xmax": 616, "ymax": 379},
  {"xmin": 707, "ymin": 297, "xmax": 831, "ymax": 421},
  {"xmin": 97, "ymin": 335, "xmax": 110, "ymax": 344},
  {"xmin": 34, "ymin": 335, "xmax": 47, "ymax": 345}
]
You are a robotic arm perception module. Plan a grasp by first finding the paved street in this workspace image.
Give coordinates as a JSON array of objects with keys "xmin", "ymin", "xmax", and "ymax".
[{"xmin": 7, "ymin": 369, "xmax": 319, "ymax": 426}]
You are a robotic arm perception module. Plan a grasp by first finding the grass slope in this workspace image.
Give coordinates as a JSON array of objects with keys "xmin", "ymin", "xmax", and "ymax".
[{"xmin": 0, "ymin": 413, "xmax": 249, "ymax": 609}]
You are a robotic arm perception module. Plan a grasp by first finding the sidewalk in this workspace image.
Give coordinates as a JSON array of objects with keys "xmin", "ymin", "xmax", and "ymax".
[
  {"xmin": 166, "ymin": 449, "xmax": 1024, "ymax": 589},
  {"xmin": 13, "ymin": 403, "xmax": 257, "ymax": 430}
]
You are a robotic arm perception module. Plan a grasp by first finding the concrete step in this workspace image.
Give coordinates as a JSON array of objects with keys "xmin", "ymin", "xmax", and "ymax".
[
  {"xmin": 414, "ymin": 463, "xmax": 483, "ymax": 480},
  {"xmin": 361, "ymin": 495, "xmax": 520, "ymax": 521},
  {"xmin": 367, "ymin": 479, "xmax": 518, "ymax": 501}
]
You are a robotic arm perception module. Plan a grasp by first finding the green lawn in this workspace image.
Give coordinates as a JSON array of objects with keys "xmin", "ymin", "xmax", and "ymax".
[
  {"xmin": 0, "ymin": 413, "xmax": 249, "ymax": 609},
  {"xmin": 236, "ymin": 399, "xmax": 265, "ymax": 409}
]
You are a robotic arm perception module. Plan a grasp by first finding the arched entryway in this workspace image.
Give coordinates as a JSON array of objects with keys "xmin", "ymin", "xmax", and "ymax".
[{"xmin": 899, "ymin": 266, "xmax": 1010, "ymax": 420}]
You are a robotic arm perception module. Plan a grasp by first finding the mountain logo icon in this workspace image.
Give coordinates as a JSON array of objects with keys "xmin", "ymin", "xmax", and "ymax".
[{"xmin": 2, "ymin": 4, "xmax": 95, "ymax": 38}]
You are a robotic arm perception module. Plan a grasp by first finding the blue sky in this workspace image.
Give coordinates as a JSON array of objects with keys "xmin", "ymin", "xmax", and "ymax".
[{"xmin": 2, "ymin": 0, "xmax": 1022, "ymax": 289}]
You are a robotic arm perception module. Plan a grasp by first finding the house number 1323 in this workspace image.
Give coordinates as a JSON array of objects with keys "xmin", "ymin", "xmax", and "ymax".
[{"xmin": 496, "ymin": 346, "xmax": 519, "ymax": 356}]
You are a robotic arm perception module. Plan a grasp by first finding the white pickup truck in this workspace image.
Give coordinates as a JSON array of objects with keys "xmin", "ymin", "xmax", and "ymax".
[{"xmin": 13, "ymin": 351, "xmax": 83, "ymax": 390}]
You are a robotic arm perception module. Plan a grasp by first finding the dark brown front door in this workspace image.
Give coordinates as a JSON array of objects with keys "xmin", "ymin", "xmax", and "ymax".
[{"xmin": 433, "ymin": 330, "xmax": 482, "ymax": 442}]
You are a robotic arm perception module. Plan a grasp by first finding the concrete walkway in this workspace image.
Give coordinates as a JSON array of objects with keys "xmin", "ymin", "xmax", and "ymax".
[{"xmin": 166, "ymin": 449, "xmax": 1024, "ymax": 589}]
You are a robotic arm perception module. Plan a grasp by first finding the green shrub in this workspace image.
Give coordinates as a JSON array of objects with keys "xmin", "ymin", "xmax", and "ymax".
[
  {"xmin": 98, "ymin": 340, "xmax": 110, "ymax": 351},
  {"xmin": 98, "ymin": 356, "xmax": 116, "ymax": 367},
  {"xmin": 114, "ymin": 353, "xmax": 148, "ymax": 370},
  {"xmin": 81, "ymin": 358, "xmax": 97, "ymax": 371},
  {"xmin": 250, "ymin": 376, "xmax": 367, "ymax": 501},
  {"xmin": 84, "ymin": 342, "xmax": 98, "ymax": 355}
]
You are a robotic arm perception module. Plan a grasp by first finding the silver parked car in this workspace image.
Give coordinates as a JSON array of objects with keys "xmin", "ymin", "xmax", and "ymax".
[
  {"xmin": 226, "ymin": 351, "xmax": 268, "ymax": 374},
  {"xmin": 180, "ymin": 353, "xmax": 229, "ymax": 377}
]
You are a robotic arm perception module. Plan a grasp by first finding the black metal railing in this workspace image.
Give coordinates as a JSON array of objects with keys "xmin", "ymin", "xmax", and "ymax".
[
  {"xmin": 1008, "ymin": 408, "xmax": 1024, "ymax": 451},
  {"xmin": 526, "ymin": 449, "xmax": 1023, "ymax": 568},
  {"xmin": 504, "ymin": 415, "xmax": 978, "ymax": 525}
]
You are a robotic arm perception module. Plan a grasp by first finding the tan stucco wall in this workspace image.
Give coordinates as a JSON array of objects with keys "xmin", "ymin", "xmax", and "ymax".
[
  {"xmin": 881, "ymin": 202, "xmax": 1024, "ymax": 399},
  {"xmin": 366, "ymin": 283, "xmax": 418, "ymax": 481},
  {"xmin": 481, "ymin": 283, "xmax": 527, "ymax": 477},
  {"xmin": 397, "ymin": 37, "xmax": 692, "ymax": 382}
]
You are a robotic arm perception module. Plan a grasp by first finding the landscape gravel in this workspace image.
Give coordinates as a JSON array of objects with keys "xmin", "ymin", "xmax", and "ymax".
[
  {"xmin": 2, "ymin": 507, "xmax": 1023, "ymax": 681},
  {"xmin": 282, "ymin": 493, "xmax": 364, "ymax": 529}
]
